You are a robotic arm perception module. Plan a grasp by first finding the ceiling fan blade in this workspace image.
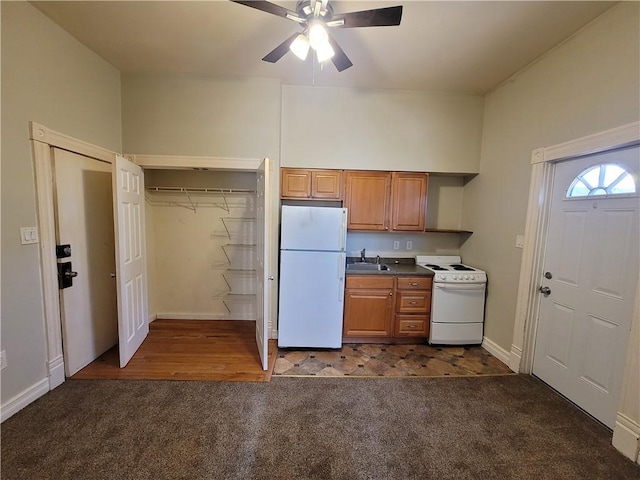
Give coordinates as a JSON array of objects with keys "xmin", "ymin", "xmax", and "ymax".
[
  {"xmin": 262, "ymin": 32, "xmax": 298, "ymax": 63},
  {"xmin": 326, "ymin": 33, "xmax": 353, "ymax": 72},
  {"xmin": 333, "ymin": 5, "xmax": 403, "ymax": 28},
  {"xmin": 230, "ymin": 0, "xmax": 300, "ymax": 20}
]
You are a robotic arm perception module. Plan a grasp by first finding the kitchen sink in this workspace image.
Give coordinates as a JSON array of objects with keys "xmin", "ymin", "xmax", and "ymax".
[{"xmin": 346, "ymin": 263, "xmax": 391, "ymax": 271}]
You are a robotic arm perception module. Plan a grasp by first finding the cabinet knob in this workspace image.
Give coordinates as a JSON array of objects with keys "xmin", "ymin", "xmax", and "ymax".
[
  {"xmin": 409, "ymin": 301, "xmax": 418, "ymax": 305},
  {"xmin": 408, "ymin": 325, "xmax": 416, "ymax": 329},
  {"xmin": 389, "ymin": 292, "xmax": 393, "ymax": 296},
  {"xmin": 410, "ymin": 282, "xmax": 419, "ymax": 286}
]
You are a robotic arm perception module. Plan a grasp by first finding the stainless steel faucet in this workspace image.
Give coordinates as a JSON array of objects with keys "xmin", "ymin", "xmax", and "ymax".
[{"xmin": 360, "ymin": 248, "xmax": 366, "ymax": 263}]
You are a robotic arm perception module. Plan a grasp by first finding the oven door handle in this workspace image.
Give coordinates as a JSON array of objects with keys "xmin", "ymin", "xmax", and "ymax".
[{"xmin": 434, "ymin": 283, "xmax": 485, "ymax": 291}]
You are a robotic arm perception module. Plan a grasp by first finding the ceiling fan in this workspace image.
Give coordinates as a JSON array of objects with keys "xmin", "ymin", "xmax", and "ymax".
[{"xmin": 230, "ymin": 0, "xmax": 403, "ymax": 72}]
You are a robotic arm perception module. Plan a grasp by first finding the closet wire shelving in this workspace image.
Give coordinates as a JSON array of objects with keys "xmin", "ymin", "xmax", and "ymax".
[{"xmin": 145, "ymin": 185, "xmax": 257, "ymax": 319}]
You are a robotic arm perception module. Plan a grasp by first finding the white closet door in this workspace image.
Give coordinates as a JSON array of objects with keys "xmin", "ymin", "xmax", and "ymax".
[
  {"xmin": 255, "ymin": 158, "xmax": 271, "ymax": 370},
  {"xmin": 113, "ymin": 155, "xmax": 149, "ymax": 367}
]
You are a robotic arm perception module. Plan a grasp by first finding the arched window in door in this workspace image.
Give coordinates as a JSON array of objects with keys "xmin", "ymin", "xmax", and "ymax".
[{"xmin": 566, "ymin": 163, "xmax": 637, "ymax": 198}]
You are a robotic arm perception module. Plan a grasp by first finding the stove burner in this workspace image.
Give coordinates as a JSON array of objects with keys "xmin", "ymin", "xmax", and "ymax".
[
  {"xmin": 425, "ymin": 264, "xmax": 448, "ymax": 271},
  {"xmin": 450, "ymin": 264, "xmax": 475, "ymax": 271}
]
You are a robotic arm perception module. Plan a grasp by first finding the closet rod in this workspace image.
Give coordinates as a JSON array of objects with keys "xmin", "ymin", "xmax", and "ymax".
[{"xmin": 145, "ymin": 186, "xmax": 255, "ymax": 194}]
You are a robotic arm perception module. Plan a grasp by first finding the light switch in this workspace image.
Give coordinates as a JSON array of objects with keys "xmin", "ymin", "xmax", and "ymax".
[
  {"xmin": 515, "ymin": 234, "xmax": 524, "ymax": 249},
  {"xmin": 20, "ymin": 227, "xmax": 39, "ymax": 245}
]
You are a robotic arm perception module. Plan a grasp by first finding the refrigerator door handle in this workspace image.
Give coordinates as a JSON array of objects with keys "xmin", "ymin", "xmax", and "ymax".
[
  {"xmin": 338, "ymin": 253, "xmax": 345, "ymax": 302},
  {"xmin": 340, "ymin": 208, "xmax": 347, "ymax": 251}
]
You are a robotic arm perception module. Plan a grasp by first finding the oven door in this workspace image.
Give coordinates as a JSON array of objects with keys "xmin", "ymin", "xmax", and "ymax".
[{"xmin": 430, "ymin": 282, "xmax": 486, "ymax": 345}]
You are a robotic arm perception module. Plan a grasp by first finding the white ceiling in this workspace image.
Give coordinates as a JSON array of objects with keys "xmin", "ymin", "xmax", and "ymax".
[{"xmin": 32, "ymin": 1, "xmax": 615, "ymax": 94}]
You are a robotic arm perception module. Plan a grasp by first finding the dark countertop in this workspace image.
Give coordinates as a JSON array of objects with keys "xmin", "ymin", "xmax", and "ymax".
[{"xmin": 345, "ymin": 257, "xmax": 434, "ymax": 277}]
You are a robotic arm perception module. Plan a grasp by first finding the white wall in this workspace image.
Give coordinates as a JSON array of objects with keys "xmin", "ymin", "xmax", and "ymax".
[
  {"xmin": 281, "ymin": 85, "xmax": 484, "ymax": 173},
  {"xmin": 121, "ymin": 74, "xmax": 281, "ymax": 159},
  {"xmin": 1, "ymin": 2, "xmax": 121, "ymax": 407},
  {"xmin": 461, "ymin": 2, "xmax": 640, "ymax": 351}
]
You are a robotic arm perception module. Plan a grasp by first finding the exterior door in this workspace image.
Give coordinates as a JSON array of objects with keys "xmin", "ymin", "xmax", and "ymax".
[
  {"xmin": 533, "ymin": 146, "xmax": 639, "ymax": 428},
  {"xmin": 255, "ymin": 158, "xmax": 271, "ymax": 370},
  {"xmin": 113, "ymin": 155, "xmax": 149, "ymax": 367},
  {"xmin": 53, "ymin": 148, "xmax": 118, "ymax": 376}
]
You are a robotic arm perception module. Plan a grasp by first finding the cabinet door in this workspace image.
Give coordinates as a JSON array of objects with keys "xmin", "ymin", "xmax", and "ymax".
[
  {"xmin": 312, "ymin": 170, "xmax": 342, "ymax": 200},
  {"xmin": 391, "ymin": 172, "xmax": 428, "ymax": 231},
  {"xmin": 344, "ymin": 171, "xmax": 391, "ymax": 230},
  {"xmin": 344, "ymin": 288, "xmax": 393, "ymax": 337},
  {"xmin": 281, "ymin": 168, "xmax": 311, "ymax": 198}
]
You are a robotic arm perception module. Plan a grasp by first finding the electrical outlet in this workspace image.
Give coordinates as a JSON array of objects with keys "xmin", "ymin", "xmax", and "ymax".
[
  {"xmin": 406, "ymin": 241, "xmax": 413, "ymax": 250},
  {"xmin": 515, "ymin": 235, "xmax": 525, "ymax": 249},
  {"xmin": 0, "ymin": 350, "xmax": 7, "ymax": 370},
  {"xmin": 393, "ymin": 241, "xmax": 400, "ymax": 250}
]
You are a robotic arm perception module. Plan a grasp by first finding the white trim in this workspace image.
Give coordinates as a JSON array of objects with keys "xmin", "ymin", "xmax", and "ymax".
[
  {"xmin": 535, "ymin": 122, "xmax": 640, "ymax": 164},
  {"xmin": 47, "ymin": 355, "xmax": 65, "ymax": 390},
  {"xmin": 612, "ymin": 413, "xmax": 640, "ymax": 463},
  {"xmin": 509, "ymin": 345, "xmax": 523, "ymax": 373},
  {"xmin": 30, "ymin": 122, "xmax": 116, "ymax": 163},
  {"xmin": 0, "ymin": 378, "xmax": 49, "ymax": 423},
  {"xmin": 126, "ymin": 154, "xmax": 262, "ymax": 171},
  {"xmin": 513, "ymin": 121, "xmax": 640, "ymax": 374},
  {"xmin": 481, "ymin": 337, "xmax": 510, "ymax": 367},
  {"xmin": 31, "ymin": 121, "xmax": 119, "ymax": 393}
]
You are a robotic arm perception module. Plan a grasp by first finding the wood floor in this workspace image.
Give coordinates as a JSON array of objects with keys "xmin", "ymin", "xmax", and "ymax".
[{"xmin": 72, "ymin": 320, "xmax": 278, "ymax": 382}]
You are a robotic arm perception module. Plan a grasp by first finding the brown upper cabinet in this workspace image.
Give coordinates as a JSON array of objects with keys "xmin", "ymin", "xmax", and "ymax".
[
  {"xmin": 281, "ymin": 168, "xmax": 342, "ymax": 200},
  {"xmin": 343, "ymin": 171, "xmax": 391, "ymax": 231},
  {"xmin": 344, "ymin": 170, "xmax": 428, "ymax": 231},
  {"xmin": 391, "ymin": 172, "xmax": 428, "ymax": 231}
]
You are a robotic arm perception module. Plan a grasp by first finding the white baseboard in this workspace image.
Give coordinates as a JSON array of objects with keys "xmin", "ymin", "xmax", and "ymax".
[
  {"xmin": 509, "ymin": 344, "xmax": 523, "ymax": 373},
  {"xmin": 613, "ymin": 413, "xmax": 640, "ymax": 463},
  {"xmin": 1, "ymin": 378, "xmax": 49, "ymax": 423},
  {"xmin": 156, "ymin": 313, "xmax": 256, "ymax": 321},
  {"xmin": 481, "ymin": 337, "xmax": 510, "ymax": 366},
  {"xmin": 148, "ymin": 313, "xmax": 157, "ymax": 323},
  {"xmin": 48, "ymin": 355, "xmax": 65, "ymax": 390}
]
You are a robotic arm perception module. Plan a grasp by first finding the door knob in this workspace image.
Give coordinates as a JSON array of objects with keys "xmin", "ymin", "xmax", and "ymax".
[
  {"xmin": 544, "ymin": 271, "xmax": 553, "ymax": 279},
  {"xmin": 539, "ymin": 286, "xmax": 551, "ymax": 297}
]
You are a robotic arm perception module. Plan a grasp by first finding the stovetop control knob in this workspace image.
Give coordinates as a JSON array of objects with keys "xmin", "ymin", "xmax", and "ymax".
[
  {"xmin": 453, "ymin": 275, "xmax": 458, "ymax": 280},
  {"xmin": 464, "ymin": 275, "xmax": 469, "ymax": 280},
  {"xmin": 438, "ymin": 274, "xmax": 445, "ymax": 281}
]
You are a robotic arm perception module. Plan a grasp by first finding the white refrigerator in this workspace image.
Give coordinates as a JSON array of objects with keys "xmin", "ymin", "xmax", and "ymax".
[{"xmin": 278, "ymin": 205, "xmax": 348, "ymax": 348}]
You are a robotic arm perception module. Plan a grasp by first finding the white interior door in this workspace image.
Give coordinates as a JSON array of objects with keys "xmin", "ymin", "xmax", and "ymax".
[
  {"xmin": 113, "ymin": 155, "xmax": 149, "ymax": 367},
  {"xmin": 53, "ymin": 148, "xmax": 118, "ymax": 376},
  {"xmin": 533, "ymin": 147, "xmax": 639, "ymax": 428},
  {"xmin": 255, "ymin": 158, "xmax": 271, "ymax": 370}
]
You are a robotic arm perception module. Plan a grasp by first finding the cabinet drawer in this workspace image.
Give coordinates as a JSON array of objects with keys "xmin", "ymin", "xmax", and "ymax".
[
  {"xmin": 397, "ymin": 277, "xmax": 432, "ymax": 290},
  {"xmin": 346, "ymin": 276, "xmax": 395, "ymax": 289},
  {"xmin": 396, "ymin": 315, "xmax": 429, "ymax": 336},
  {"xmin": 396, "ymin": 292, "xmax": 431, "ymax": 313}
]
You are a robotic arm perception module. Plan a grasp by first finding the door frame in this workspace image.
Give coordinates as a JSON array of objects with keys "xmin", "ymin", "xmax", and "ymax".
[
  {"xmin": 31, "ymin": 122, "xmax": 118, "ymax": 390},
  {"xmin": 510, "ymin": 120, "xmax": 640, "ymax": 374},
  {"xmin": 510, "ymin": 121, "xmax": 640, "ymax": 460}
]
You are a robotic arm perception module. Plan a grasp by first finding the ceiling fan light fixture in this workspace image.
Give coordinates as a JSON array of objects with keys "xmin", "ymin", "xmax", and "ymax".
[
  {"xmin": 308, "ymin": 22, "xmax": 328, "ymax": 50},
  {"xmin": 315, "ymin": 40, "xmax": 335, "ymax": 62},
  {"xmin": 290, "ymin": 33, "xmax": 310, "ymax": 60}
]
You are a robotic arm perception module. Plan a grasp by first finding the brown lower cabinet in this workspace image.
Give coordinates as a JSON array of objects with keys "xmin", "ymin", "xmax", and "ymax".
[{"xmin": 343, "ymin": 275, "xmax": 432, "ymax": 342}]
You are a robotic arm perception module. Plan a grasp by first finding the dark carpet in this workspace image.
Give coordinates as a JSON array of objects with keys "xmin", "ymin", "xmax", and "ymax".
[{"xmin": 2, "ymin": 375, "xmax": 639, "ymax": 480}]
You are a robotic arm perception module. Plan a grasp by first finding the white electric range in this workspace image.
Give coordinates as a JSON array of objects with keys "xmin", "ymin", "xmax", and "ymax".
[{"xmin": 415, "ymin": 255, "xmax": 487, "ymax": 345}]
